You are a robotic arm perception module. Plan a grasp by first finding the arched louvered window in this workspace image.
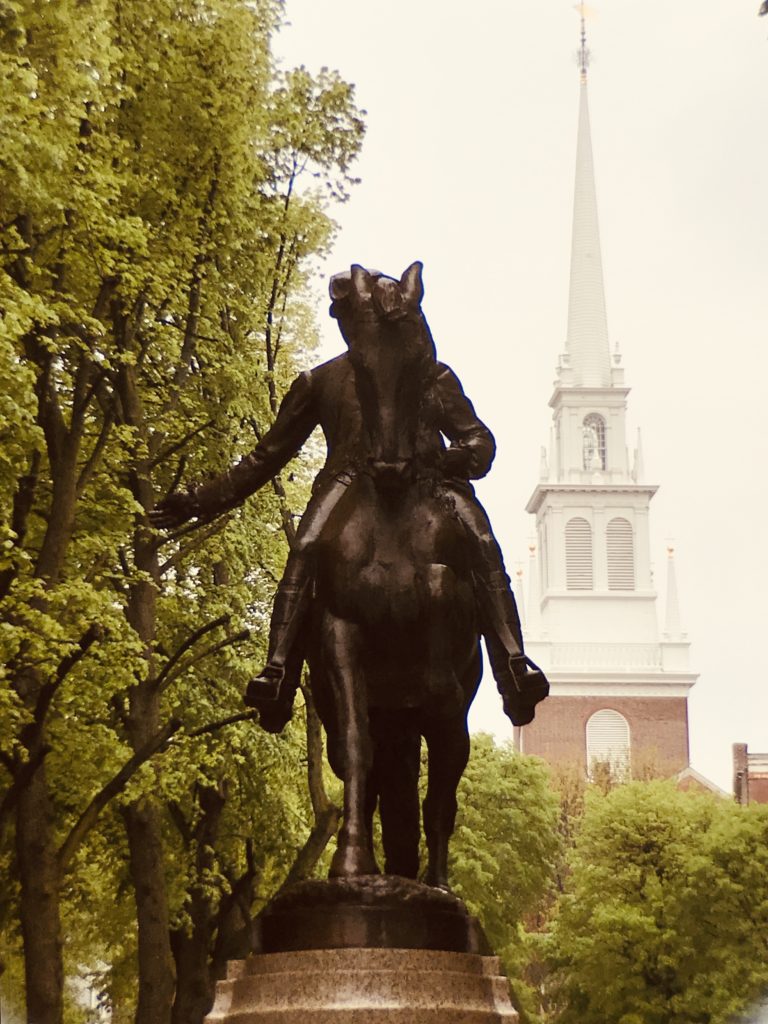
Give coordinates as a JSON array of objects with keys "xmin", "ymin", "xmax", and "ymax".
[
  {"xmin": 565, "ymin": 517, "xmax": 593, "ymax": 590},
  {"xmin": 607, "ymin": 517, "xmax": 635, "ymax": 591},
  {"xmin": 586, "ymin": 709, "xmax": 630, "ymax": 774},
  {"xmin": 582, "ymin": 413, "xmax": 606, "ymax": 470}
]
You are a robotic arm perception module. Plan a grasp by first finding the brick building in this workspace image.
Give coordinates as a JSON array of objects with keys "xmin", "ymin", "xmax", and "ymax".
[
  {"xmin": 733, "ymin": 743, "xmax": 768, "ymax": 805},
  {"xmin": 516, "ymin": 23, "xmax": 698, "ymax": 774}
]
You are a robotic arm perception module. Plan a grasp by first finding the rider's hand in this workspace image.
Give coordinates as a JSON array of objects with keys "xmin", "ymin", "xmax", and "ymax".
[
  {"xmin": 149, "ymin": 491, "xmax": 197, "ymax": 530},
  {"xmin": 441, "ymin": 446, "xmax": 473, "ymax": 478}
]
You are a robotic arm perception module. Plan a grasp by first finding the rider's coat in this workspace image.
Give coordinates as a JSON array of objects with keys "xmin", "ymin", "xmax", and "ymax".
[{"xmin": 191, "ymin": 353, "xmax": 496, "ymax": 518}]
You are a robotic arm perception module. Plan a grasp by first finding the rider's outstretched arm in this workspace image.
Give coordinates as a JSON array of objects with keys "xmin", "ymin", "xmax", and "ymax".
[{"xmin": 153, "ymin": 372, "xmax": 318, "ymax": 527}]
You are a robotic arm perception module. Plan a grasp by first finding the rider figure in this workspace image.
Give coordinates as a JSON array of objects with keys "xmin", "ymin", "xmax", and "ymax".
[{"xmin": 153, "ymin": 263, "xmax": 547, "ymax": 731}]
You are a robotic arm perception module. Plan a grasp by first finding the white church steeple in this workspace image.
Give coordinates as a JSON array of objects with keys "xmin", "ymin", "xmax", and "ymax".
[
  {"xmin": 565, "ymin": 11, "xmax": 611, "ymax": 389},
  {"xmin": 519, "ymin": 14, "xmax": 698, "ymax": 772}
]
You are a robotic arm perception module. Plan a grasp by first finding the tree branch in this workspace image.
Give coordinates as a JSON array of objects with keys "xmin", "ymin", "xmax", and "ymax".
[
  {"xmin": 185, "ymin": 710, "xmax": 260, "ymax": 739},
  {"xmin": 76, "ymin": 407, "xmax": 115, "ymax": 495},
  {"xmin": 57, "ymin": 717, "xmax": 182, "ymax": 872},
  {"xmin": 157, "ymin": 517, "xmax": 229, "ymax": 575},
  {"xmin": 153, "ymin": 614, "xmax": 230, "ymax": 691},
  {"xmin": 148, "ymin": 420, "xmax": 214, "ymax": 469},
  {"xmin": 159, "ymin": 630, "xmax": 250, "ymax": 692},
  {"xmin": 274, "ymin": 803, "xmax": 341, "ymax": 895},
  {"xmin": 302, "ymin": 681, "xmax": 333, "ymax": 821},
  {"xmin": 269, "ymin": 683, "xmax": 341, "ymax": 892},
  {"xmin": 31, "ymin": 623, "xmax": 103, "ymax": 733},
  {"xmin": 0, "ymin": 451, "xmax": 41, "ymax": 601}
]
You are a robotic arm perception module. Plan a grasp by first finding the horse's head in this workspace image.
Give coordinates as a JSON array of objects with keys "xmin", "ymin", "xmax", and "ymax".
[{"xmin": 330, "ymin": 261, "xmax": 436, "ymax": 490}]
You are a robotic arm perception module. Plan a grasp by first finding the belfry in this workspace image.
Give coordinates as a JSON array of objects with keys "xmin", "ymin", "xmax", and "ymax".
[{"xmin": 518, "ymin": 12, "xmax": 698, "ymax": 773}]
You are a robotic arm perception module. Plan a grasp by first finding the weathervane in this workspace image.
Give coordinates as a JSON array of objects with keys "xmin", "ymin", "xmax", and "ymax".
[{"xmin": 575, "ymin": 2, "xmax": 592, "ymax": 82}]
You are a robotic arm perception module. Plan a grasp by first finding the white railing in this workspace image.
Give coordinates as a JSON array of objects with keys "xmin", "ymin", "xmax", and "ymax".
[{"xmin": 548, "ymin": 643, "xmax": 662, "ymax": 670}]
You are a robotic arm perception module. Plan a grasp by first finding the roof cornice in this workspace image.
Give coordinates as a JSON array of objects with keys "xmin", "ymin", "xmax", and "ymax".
[{"xmin": 526, "ymin": 482, "xmax": 659, "ymax": 514}]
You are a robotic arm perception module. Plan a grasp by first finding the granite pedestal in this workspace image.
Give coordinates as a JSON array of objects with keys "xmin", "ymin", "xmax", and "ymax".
[
  {"xmin": 205, "ymin": 877, "xmax": 518, "ymax": 1023},
  {"xmin": 206, "ymin": 947, "xmax": 518, "ymax": 1022}
]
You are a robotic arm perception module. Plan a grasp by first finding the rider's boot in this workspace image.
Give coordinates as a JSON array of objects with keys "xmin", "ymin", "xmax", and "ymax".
[
  {"xmin": 477, "ymin": 571, "xmax": 549, "ymax": 726},
  {"xmin": 244, "ymin": 564, "xmax": 310, "ymax": 732}
]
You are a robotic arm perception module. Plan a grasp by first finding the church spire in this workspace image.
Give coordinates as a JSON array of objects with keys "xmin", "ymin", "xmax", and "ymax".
[{"xmin": 565, "ymin": 6, "xmax": 611, "ymax": 388}]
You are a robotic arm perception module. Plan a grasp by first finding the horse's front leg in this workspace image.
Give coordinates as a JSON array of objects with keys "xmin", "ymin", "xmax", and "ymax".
[
  {"xmin": 421, "ymin": 714, "xmax": 470, "ymax": 890},
  {"xmin": 323, "ymin": 611, "xmax": 379, "ymax": 878}
]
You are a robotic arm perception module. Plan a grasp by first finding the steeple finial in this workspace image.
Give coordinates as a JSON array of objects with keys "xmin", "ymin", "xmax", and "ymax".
[{"xmin": 577, "ymin": 3, "xmax": 590, "ymax": 82}]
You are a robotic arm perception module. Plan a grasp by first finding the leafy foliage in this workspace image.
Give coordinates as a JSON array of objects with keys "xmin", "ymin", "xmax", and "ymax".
[
  {"xmin": 450, "ymin": 736, "xmax": 560, "ymax": 1021},
  {"xmin": 546, "ymin": 782, "xmax": 768, "ymax": 1024},
  {"xmin": 0, "ymin": 0, "xmax": 363, "ymax": 1020}
]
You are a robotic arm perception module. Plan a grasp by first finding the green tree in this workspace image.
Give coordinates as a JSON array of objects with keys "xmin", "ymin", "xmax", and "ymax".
[
  {"xmin": 547, "ymin": 782, "xmax": 768, "ymax": 1024},
  {"xmin": 0, "ymin": 0, "xmax": 363, "ymax": 1021},
  {"xmin": 450, "ymin": 736, "xmax": 561, "ymax": 1021}
]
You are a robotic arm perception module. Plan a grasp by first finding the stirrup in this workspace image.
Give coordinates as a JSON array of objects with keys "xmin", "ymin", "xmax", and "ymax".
[
  {"xmin": 244, "ymin": 664, "xmax": 284, "ymax": 705},
  {"xmin": 498, "ymin": 655, "xmax": 550, "ymax": 727},
  {"xmin": 508, "ymin": 655, "xmax": 550, "ymax": 701}
]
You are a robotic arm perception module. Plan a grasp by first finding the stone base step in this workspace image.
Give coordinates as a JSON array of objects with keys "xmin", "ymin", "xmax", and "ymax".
[
  {"xmin": 207, "ymin": 948, "xmax": 518, "ymax": 1023},
  {"xmin": 209, "ymin": 1010, "xmax": 515, "ymax": 1023}
]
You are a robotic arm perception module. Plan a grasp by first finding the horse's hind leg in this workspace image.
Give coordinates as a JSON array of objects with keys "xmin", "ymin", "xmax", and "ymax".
[
  {"xmin": 370, "ymin": 709, "xmax": 421, "ymax": 879},
  {"xmin": 323, "ymin": 611, "xmax": 379, "ymax": 878},
  {"xmin": 421, "ymin": 714, "xmax": 470, "ymax": 890},
  {"xmin": 422, "ymin": 565, "xmax": 466, "ymax": 712}
]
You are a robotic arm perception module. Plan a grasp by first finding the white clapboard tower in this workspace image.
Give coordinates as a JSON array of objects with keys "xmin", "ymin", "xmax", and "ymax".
[{"xmin": 519, "ymin": 15, "xmax": 697, "ymax": 774}]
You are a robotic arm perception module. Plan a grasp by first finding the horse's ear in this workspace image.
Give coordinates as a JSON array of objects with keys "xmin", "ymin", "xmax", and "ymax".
[
  {"xmin": 329, "ymin": 271, "xmax": 351, "ymax": 301},
  {"xmin": 351, "ymin": 264, "xmax": 375, "ymax": 300},
  {"xmin": 400, "ymin": 261, "xmax": 424, "ymax": 306}
]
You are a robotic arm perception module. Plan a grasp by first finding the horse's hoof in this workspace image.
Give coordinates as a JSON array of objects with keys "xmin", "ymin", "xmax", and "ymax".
[
  {"xmin": 329, "ymin": 844, "xmax": 380, "ymax": 878},
  {"xmin": 423, "ymin": 871, "xmax": 451, "ymax": 893}
]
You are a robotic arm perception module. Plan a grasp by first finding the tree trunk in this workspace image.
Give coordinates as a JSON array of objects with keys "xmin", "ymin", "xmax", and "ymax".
[
  {"xmin": 170, "ymin": 786, "xmax": 225, "ymax": 1024},
  {"xmin": 114, "ymin": 342, "xmax": 176, "ymax": 1024},
  {"xmin": 123, "ymin": 799, "xmax": 176, "ymax": 1024},
  {"xmin": 122, "ymin": 615, "xmax": 176, "ymax": 1024},
  {"xmin": 170, "ymin": 897, "xmax": 215, "ymax": 1024},
  {"xmin": 121, "ymin": 574, "xmax": 175, "ymax": 1024},
  {"xmin": 15, "ymin": 761, "xmax": 63, "ymax": 1024},
  {"xmin": 11, "ymin": 336, "xmax": 88, "ymax": 1024}
]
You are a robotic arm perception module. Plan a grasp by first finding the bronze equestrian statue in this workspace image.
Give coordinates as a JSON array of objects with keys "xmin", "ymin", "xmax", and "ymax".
[{"xmin": 152, "ymin": 261, "xmax": 547, "ymax": 887}]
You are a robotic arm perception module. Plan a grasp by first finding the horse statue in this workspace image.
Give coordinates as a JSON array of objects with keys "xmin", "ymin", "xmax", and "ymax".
[
  {"xmin": 152, "ymin": 261, "xmax": 548, "ymax": 894},
  {"xmin": 304, "ymin": 266, "xmax": 482, "ymax": 887}
]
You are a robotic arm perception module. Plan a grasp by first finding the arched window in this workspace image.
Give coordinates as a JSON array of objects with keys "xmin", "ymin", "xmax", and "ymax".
[
  {"xmin": 582, "ymin": 413, "xmax": 606, "ymax": 470},
  {"xmin": 607, "ymin": 517, "xmax": 635, "ymax": 590},
  {"xmin": 565, "ymin": 517, "xmax": 593, "ymax": 590},
  {"xmin": 586, "ymin": 709, "xmax": 630, "ymax": 775}
]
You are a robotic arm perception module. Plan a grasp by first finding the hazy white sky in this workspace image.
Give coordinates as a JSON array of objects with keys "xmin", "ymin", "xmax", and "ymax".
[{"xmin": 275, "ymin": 0, "xmax": 768, "ymax": 790}]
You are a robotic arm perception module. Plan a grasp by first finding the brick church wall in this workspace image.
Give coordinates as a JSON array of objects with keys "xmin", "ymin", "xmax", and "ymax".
[{"xmin": 521, "ymin": 695, "xmax": 690, "ymax": 772}]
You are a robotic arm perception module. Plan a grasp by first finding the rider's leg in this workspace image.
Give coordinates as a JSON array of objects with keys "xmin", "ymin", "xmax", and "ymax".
[
  {"xmin": 449, "ymin": 490, "xmax": 548, "ymax": 725},
  {"xmin": 245, "ymin": 475, "xmax": 350, "ymax": 709},
  {"xmin": 246, "ymin": 548, "xmax": 310, "ymax": 701},
  {"xmin": 449, "ymin": 490, "xmax": 524, "ymax": 662}
]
